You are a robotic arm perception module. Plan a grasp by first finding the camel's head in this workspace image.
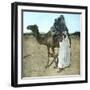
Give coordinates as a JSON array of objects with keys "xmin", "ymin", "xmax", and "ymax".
[
  {"xmin": 27, "ymin": 25, "xmax": 38, "ymax": 32},
  {"xmin": 27, "ymin": 25, "xmax": 40, "ymax": 38}
]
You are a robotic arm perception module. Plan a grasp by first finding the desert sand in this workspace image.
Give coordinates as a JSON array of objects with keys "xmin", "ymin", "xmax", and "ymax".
[{"xmin": 22, "ymin": 34, "xmax": 80, "ymax": 77}]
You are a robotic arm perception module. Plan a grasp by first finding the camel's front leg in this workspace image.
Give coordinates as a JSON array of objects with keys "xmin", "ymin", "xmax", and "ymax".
[
  {"xmin": 46, "ymin": 53, "xmax": 58, "ymax": 68},
  {"xmin": 53, "ymin": 47, "xmax": 59, "ymax": 68},
  {"xmin": 45, "ymin": 47, "xmax": 50, "ymax": 68},
  {"xmin": 45, "ymin": 47, "xmax": 59, "ymax": 68},
  {"xmin": 52, "ymin": 47, "xmax": 58, "ymax": 68},
  {"xmin": 54, "ymin": 57, "xmax": 59, "ymax": 68}
]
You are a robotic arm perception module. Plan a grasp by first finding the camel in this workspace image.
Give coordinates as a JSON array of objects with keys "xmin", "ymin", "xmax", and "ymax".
[{"xmin": 27, "ymin": 25, "xmax": 63, "ymax": 68}]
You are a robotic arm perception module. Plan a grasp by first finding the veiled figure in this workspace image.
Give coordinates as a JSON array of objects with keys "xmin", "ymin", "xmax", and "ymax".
[
  {"xmin": 50, "ymin": 15, "xmax": 71, "ymax": 71},
  {"xmin": 58, "ymin": 31, "xmax": 71, "ymax": 72}
]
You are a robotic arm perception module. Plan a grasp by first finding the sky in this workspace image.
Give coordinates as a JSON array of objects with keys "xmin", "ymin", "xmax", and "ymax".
[{"xmin": 23, "ymin": 11, "xmax": 81, "ymax": 33}]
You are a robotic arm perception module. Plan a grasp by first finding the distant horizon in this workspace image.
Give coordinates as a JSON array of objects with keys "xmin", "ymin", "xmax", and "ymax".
[
  {"xmin": 23, "ymin": 31, "xmax": 80, "ymax": 35},
  {"xmin": 23, "ymin": 11, "xmax": 81, "ymax": 33}
]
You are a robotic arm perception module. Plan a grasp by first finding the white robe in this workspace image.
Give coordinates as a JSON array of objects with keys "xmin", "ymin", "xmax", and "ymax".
[{"xmin": 58, "ymin": 36, "xmax": 71, "ymax": 68}]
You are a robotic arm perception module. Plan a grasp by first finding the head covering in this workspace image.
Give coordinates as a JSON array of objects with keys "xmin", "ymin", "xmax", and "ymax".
[{"xmin": 53, "ymin": 15, "xmax": 68, "ymax": 32}]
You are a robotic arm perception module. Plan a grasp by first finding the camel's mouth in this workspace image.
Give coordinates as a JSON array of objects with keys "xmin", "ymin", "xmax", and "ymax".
[{"xmin": 27, "ymin": 25, "xmax": 31, "ymax": 30}]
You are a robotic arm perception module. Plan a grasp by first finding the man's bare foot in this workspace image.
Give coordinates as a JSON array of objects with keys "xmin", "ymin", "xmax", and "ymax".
[{"xmin": 57, "ymin": 68, "xmax": 64, "ymax": 73}]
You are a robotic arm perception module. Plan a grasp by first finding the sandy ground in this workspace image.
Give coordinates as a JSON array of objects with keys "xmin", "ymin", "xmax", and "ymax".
[{"xmin": 22, "ymin": 35, "xmax": 80, "ymax": 77}]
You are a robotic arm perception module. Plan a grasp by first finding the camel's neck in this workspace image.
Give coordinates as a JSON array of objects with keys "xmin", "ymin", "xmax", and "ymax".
[
  {"xmin": 30, "ymin": 28, "xmax": 59, "ymax": 47},
  {"xmin": 34, "ymin": 30, "xmax": 40, "ymax": 40},
  {"xmin": 33, "ymin": 29, "xmax": 40, "ymax": 41},
  {"xmin": 31, "ymin": 29, "xmax": 47, "ymax": 45}
]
